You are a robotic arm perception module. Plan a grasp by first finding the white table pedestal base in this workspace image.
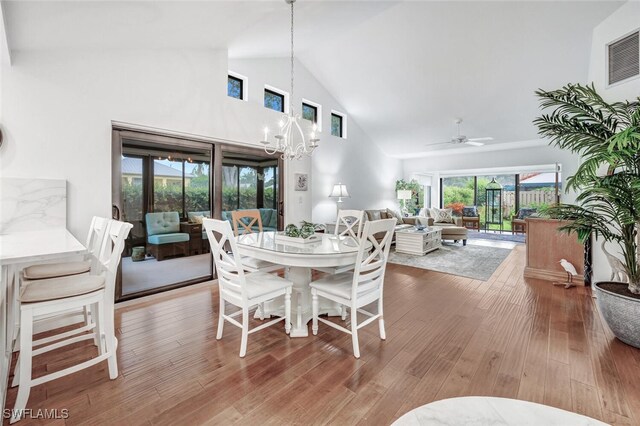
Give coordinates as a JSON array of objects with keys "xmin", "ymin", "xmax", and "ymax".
[{"xmin": 256, "ymin": 266, "xmax": 341, "ymax": 337}]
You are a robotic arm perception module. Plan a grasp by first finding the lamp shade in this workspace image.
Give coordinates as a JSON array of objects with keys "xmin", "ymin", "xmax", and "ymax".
[
  {"xmin": 397, "ymin": 190, "xmax": 412, "ymax": 200},
  {"xmin": 329, "ymin": 183, "xmax": 350, "ymax": 198}
]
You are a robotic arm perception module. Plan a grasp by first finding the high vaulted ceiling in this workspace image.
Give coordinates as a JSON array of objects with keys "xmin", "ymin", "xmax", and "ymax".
[{"xmin": 3, "ymin": 0, "xmax": 623, "ymax": 157}]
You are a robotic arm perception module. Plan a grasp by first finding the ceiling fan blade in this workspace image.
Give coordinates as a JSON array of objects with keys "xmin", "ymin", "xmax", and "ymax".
[
  {"xmin": 424, "ymin": 141, "xmax": 453, "ymax": 147},
  {"xmin": 467, "ymin": 137, "xmax": 493, "ymax": 142},
  {"xmin": 464, "ymin": 141, "xmax": 485, "ymax": 147}
]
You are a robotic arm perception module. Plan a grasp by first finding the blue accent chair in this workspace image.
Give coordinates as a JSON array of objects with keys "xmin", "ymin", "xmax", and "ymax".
[{"xmin": 145, "ymin": 212, "xmax": 190, "ymax": 261}]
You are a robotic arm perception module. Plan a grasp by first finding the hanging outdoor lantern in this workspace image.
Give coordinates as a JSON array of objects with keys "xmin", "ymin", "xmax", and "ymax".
[{"xmin": 485, "ymin": 177, "xmax": 503, "ymax": 231}]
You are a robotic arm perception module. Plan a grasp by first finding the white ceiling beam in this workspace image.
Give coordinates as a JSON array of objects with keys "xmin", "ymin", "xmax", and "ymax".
[{"xmin": 0, "ymin": 0, "xmax": 12, "ymax": 65}]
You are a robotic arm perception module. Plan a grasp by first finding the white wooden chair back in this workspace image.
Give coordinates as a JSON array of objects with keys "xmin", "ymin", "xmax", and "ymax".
[
  {"xmin": 203, "ymin": 218, "xmax": 248, "ymax": 301},
  {"xmin": 98, "ymin": 220, "xmax": 133, "ymax": 302},
  {"xmin": 351, "ymin": 218, "xmax": 396, "ymax": 299},
  {"xmin": 336, "ymin": 210, "xmax": 364, "ymax": 240},
  {"xmin": 86, "ymin": 216, "xmax": 110, "ymax": 271},
  {"xmin": 231, "ymin": 210, "xmax": 263, "ymax": 236}
]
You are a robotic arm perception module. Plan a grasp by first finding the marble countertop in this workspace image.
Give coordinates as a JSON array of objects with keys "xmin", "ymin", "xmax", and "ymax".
[
  {"xmin": 393, "ymin": 397, "xmax": 608, "ymax": 426},
  {"xmin": 0, "ymin": 229, "xmax": 86, "ymax": 264}
]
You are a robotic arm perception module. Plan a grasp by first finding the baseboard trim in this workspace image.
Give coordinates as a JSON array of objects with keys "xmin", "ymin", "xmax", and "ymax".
[
  {"xmin": 116, "ymin": 280, "xmax": 217, "ymax": 309},
  {"xmin": 524, "ymin": 267, "xmax": 585, "ymax": 285}
]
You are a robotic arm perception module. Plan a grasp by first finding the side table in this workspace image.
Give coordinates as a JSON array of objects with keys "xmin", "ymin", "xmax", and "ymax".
[
  {"xmin": 180, "ymin": 222, "xmax": 203, "ymax": 255},
  {"xmin": 462, "ymin": 216, "xmax": 480, "ymax": 231}
]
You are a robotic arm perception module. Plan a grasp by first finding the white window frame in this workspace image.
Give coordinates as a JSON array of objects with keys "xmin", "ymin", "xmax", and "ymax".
[
  {"xmin": 330, "ymin": 110, "xmax": 347, "ymax": 139},
  {"xmin": 227, "ymin": 71, "xmax": 248, "ymax": 101},
  {"xmin": 605, "ymin": 28, "xmax": 640, "ymax": 88},
  {"xmin": 264, "ymin": 84, "xmax": 289, "ymax": 114},
  {"xmin": 301, "ymin": 98, "xmax": 322, "ymax": 132}
]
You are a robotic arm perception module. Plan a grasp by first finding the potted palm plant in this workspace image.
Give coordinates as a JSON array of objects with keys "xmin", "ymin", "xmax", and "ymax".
[{"xmin": 534, "ymin": 83, "xmax": 640, "ymax": 348}]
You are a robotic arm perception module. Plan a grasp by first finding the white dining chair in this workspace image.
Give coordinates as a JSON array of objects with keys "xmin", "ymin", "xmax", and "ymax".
[
  {"xmin": 204, "ymin": 218, "xmax": 292, "ymax": 358},
  {"xmin": 314, "ymin": 210, "xmax": 365, "ymax": 276},
  {"xmin": 22, "ymin": 216, "xmax": 110, "ymax": 280},
  {"xmin": 311, "ymin": 218, "xmax": 396, "ymax": 358},
  {"xmin": 10, "ymin": 220, "xmax": 132, "ymax": 424},
  {"xmin": 230, "ymin": 210, "xmax": 282, "ymax": 275}
]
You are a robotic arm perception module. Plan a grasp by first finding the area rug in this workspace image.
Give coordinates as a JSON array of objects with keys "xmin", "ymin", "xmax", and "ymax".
[
  {"xmin": 466, "ymin": 231, "xmax": 526, "ymax": 243},
  {"xmin": 388, "ymin": 243, "xmax": 513, "ymax": 281}
]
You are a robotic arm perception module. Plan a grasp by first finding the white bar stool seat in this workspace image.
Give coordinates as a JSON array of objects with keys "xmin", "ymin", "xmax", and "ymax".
[{"xmin": 22, "ymin": 260, "xmax": 91, "ymax": 280}]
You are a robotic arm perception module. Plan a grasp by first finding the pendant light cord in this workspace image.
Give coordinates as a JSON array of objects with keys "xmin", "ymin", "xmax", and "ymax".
[{"xmin": 290, "ymin": 0, "xmax": 294, "ymax": 109}]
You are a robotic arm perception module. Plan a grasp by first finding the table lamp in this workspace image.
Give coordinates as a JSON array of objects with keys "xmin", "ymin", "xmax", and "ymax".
[
  {"xmin": 329, "ymin": 183, "xmax": 350, "ymax": 216},
  {"xmin": 397, "ymin": 190, "xmax": 412, "ymax": 215}
]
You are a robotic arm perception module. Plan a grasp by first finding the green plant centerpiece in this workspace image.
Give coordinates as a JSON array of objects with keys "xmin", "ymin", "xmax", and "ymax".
[
  {"xmin": 284, "ymin": 221, "xmax": 323, "ymax": 239},
  {"xmin": 533, "ymin": 83, "xmax": 640, "ymax": 347}
]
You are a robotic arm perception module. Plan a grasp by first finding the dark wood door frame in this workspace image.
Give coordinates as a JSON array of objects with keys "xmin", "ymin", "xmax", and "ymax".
[
  {"xmin": 215, "ymin": 144, "xmax": 284, "ymax": 230},
  {"xmin": 112, "ymin": 127, "xmax": 216, "ymax": 302},
  {"xmin": 112, "ymin": 125, "xmax": 285, "ymax": 302}
]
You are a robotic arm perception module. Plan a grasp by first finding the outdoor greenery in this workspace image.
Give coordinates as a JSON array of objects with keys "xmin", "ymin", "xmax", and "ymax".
[
  {"xmin": 534, "ymin": 83, "xmax": 640, "ymax": 294},
  {"xmin": 395, "ymin": 179, "xmax": 425, "ymax": 214}
]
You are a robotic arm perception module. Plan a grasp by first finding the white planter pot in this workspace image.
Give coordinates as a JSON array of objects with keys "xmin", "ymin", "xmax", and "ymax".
[{"xmin": 595, "ymin": 282, "xmax": 640, "ymax": 349}]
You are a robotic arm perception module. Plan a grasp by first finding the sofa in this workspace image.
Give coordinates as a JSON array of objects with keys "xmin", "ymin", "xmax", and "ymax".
[
  {"xmin": 221, "ymin": 208, "xmax": 278, "ymax": 232},
  {"xmin": 145, "ymin": 212, "xmax": 190, "ymax": 261},
  {"xmin": 364, "ymin": 209, "xmax": 427, "ymax": 242},
  {"xmin": 417, "ymin": 208, "xmax": 468, "ymax": 245}
]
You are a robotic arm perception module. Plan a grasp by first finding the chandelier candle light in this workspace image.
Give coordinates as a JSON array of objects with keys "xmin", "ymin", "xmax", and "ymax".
[{"xmin": 261, "ymin": 0, "xmax": 319, "ymax": 160}]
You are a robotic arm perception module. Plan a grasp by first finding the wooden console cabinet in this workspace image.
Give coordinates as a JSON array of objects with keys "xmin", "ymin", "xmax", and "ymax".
[
  {"xmin": 524, "ymin": 218, "xmax": 585, "ymax": 285},
  {"xmin": 181, "ymin": 222, "xmax": 203, "ymax": 255}
]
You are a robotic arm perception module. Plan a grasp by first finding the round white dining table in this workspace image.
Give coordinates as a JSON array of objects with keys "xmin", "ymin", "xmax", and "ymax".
[
  {"xmin": 236, "ymin": 231, "xmax": 367, "ymax": 337},
  {"xmin": 393, "ymin": 397, "xmax": 608, "ymax": 426}
]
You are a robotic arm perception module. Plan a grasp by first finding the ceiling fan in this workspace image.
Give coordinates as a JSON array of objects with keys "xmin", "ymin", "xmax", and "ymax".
[{"xmin": 427, "ymin": 119, "xmax": 493, "ymax": 147}]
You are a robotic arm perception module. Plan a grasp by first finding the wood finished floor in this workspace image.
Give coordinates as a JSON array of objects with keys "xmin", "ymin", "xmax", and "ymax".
[{"xmin": 5, "ymin": 245, "xmax": 640, "ymax": 425}]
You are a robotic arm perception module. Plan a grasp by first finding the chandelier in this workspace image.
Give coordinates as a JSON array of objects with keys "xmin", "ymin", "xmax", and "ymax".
[{"xmin": 260, "ymin": 0, "xmax": 319, "ymax": 160}]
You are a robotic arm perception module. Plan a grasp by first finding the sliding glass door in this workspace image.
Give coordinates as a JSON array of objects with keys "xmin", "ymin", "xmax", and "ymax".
[
  {"xmin": 113, "ymin": 130, "xmax": 214, "ymax": 301},
  {"xmin": 440, "ymin": 169, "xmax": 561, "ymax": 233}
]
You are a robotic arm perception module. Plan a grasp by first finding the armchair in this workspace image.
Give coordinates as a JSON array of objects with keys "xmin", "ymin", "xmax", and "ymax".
[
  {"xmin": 461, "ymin": 206, "xmax": 480, "ymax": 231},
  {"xmin": 511, "ymin": 208, "xmax": 537, "ymax": 235},
  {"xmin": 145, "ymin": 212, "xmax": 190, "ymax": 261}
]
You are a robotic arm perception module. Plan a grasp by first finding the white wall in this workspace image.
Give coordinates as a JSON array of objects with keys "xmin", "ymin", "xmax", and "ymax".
[
  {"xmin": 0, "ymin": 1, "xmax": 8, "ymax": 138},
  {"xmin": 1, "ymin": 49, "xmax": 225, "ymax": 238},
  {"xmin": 229, "ymin": 57, "xmax": 402, "ymax": 225},
  {"xmin": 0, "ymin": 48, "xmax": 400, "ymax": 239},
  {"xmin": 588, "ymin": 0, "xmax": 640, "ymax": 283},
  {"xmin": 588, "ymin": 1, "xmax": 640, "ymax": 101}
]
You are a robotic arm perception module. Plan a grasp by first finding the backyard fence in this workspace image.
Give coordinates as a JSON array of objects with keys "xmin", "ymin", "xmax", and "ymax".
[{"xmin": 503, "ymin": 190, "xmax": 557, "ymax": 213}]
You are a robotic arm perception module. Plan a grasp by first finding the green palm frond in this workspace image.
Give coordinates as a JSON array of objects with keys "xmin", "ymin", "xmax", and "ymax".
[{"xmin": 534, "ymin": 83, "xmax": 640, "ymax": 190}]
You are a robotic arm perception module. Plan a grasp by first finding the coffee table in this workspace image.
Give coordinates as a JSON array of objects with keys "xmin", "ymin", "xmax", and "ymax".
[{"xmin": 395, "ymin": 227, "xmax": 442, "ymax": 255}]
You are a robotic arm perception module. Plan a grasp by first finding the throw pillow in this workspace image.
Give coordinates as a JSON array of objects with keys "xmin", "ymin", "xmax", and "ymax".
[
  {"xmin": 462, "ymin": 206, "xmax": 478, "ymax": 217},
  {"xmin": 386, "ymin": 208, "xmax": 404, "ymax": 225},
  {"xmin": 418, "ymin": 208, "xmax": 431, "ymax": 218},
  {"xmin": 430, "ymin": 207, "xmax": 453, "ymax": 223},
  {"xmin": 369, "ymin": 210, "xmax": 382, "ymax": 221},
  {"xmin": 517, "ymin": 208, "xmax": 537, "ymax": 220},
  {"xmin": 192, "ymin": 215, "xmax": 204, "ymax": 224}
]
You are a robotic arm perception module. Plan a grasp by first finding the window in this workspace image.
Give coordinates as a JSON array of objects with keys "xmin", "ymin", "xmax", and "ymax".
[
  {"xmin": 331, "ymin": 112, "xmax": 345, "ymax": 138},
  {"xmin": 264, "ymin": 89, "xmax": 285, "ymax": 112},
  {"xmin": 222, "ymin": 161, "xmax": 279, "ymax": 212},
  {"xmin": 302, "ymin": 102, "xmax": 318, "ymax": 124},
  {"xmin": 227, "ymin": 75, "xmax": 243, "ymax": 100}
]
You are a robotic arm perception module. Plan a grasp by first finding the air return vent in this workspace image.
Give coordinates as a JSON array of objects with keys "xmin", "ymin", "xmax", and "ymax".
[{"xmin": 608, "ymin": 31, "xmax": 639, "ymax": 85}]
